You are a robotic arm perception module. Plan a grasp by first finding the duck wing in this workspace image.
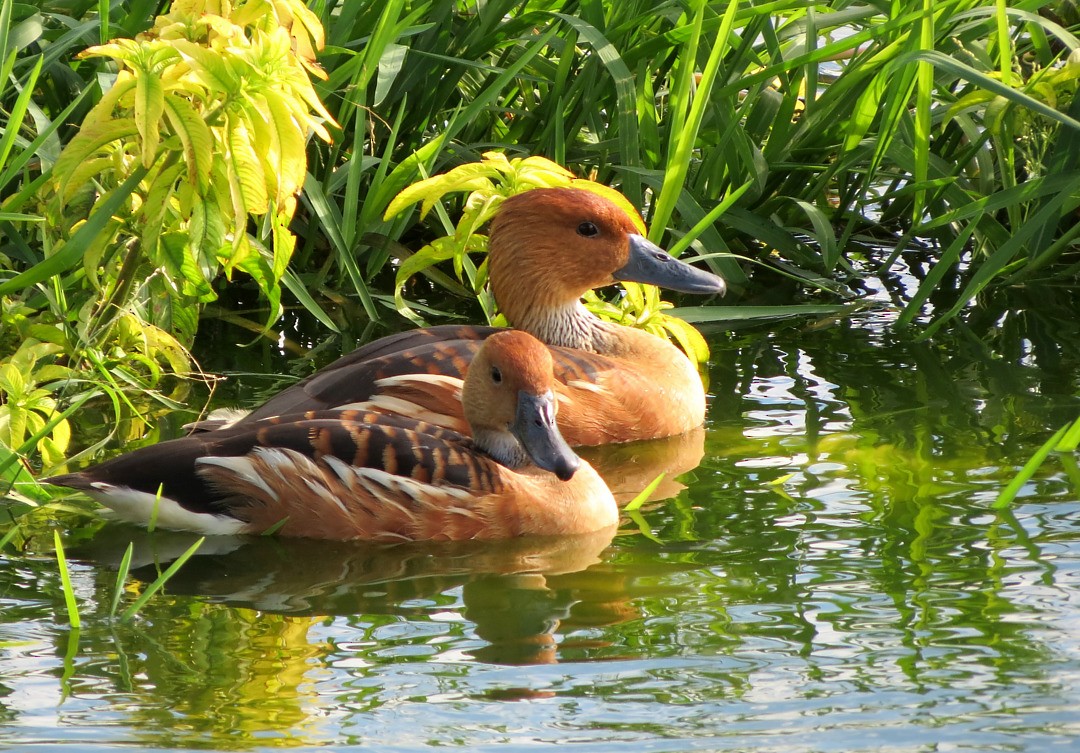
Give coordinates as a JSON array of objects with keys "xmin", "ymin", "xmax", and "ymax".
[
  {"xmin": 47, "ymin": 410, "xmax": 506, "ymax": 539},
  {"xmin": 232, "ymin": 325, "xmax": 499, "ymax": 425}
]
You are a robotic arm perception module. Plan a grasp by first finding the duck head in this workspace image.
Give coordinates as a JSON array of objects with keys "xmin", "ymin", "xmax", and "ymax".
[
  {"xmin": 464, "ymin": 330, "xmax": 580, "ymax": 481},
  {"xmin": 487, "ymin": 188, "xmax": 726, "ymax": 331}
]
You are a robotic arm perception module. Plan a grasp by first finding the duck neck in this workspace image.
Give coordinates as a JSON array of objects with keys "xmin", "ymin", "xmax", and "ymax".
[
  {"xmin": 502, "ymin": 299, "xmax": 620, "ymax": 354},
  {"xmin": 472, "ymin": 429, "xmax": 529, "ymax": 469}
]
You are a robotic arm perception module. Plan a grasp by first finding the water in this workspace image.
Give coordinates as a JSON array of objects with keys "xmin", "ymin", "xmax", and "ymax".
[{"xmin": 3, "ymin": 288, "xmax": 1080, "ymax": 751}]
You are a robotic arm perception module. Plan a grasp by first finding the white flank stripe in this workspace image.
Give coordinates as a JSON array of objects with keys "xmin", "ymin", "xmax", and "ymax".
[{"xmin": 86, "ymin": 483, "xmax": 247, "ymax": 535}]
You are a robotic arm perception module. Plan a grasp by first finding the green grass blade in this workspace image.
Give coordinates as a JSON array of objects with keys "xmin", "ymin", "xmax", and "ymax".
[
  {"xmin": 1057, "ymin": 419, "xmax": 1080, "ymax": 453},
  {"xmin": 922, "ymin": 175, "xmax": 1080, "ymax": 336},
  {"xmin": 0, "ymin": 54, "xmax": 42, "ymax": 173},
  {"xmin": 556, "ymin": 14, "xmax": 640, "ymax": 183},
  {"xmin": 669, "ymin": 303, "xmax": 852, "ymax": 323},
  {"xmin": 993, "ymin": 423, "xmax": 1071, "ymax": 510},
  {"xmin": 281, "ymin": 269, "xmax": 340, "ymax": 333},
  {"xmin": 624, "ymin": 473, "xmax": 666, "ymax": 512},
  {"xmin": 667, "ymin": 179, "xmax": 753, "ymax": 258},
  {"xmin": 97, "ymin": 0, "xmax": 109, "ymax": 43},
  {"xmin": 119, "ymin": 536, "xmax": 205, "ymax": 622},
  {"xmin": 301, "ymin": 171, "xmax": 379, "ymax": 322},
  {"xmin": 109, "ymin": 543, "xmax": 134, "ymax": 618},
  {"xmin": 651, "ymin": 0, "xmax": 739, "ymax": 243},
  {"xmin": 53, "ymin": 530, "xmax": 81, "ymax": 629},
  {"xmin": 897, "ymin": 49, "xmax": 1080, "ymax": 132},
  {"xmin": 0, "ymin": 524, "xmax": 20, "ymax": 551},
  {"xmin": 911, "ymin": 0, "xmax": 934, "ymax": 222}
]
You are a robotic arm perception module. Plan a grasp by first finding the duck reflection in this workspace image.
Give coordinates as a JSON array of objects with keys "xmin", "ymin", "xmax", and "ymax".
[
  {"xmin": 75, "ymin": 523, "xmax": 625, "ymax": 665},
  {"xmin": 581, "ymin": 425, "xmax": 705, "ymax": 505}
]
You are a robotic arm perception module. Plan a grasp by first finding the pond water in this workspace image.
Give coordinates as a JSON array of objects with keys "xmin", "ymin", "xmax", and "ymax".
[{"xmin": 2, "ymin": 282, "xmax": 1080, "ymax": 751}]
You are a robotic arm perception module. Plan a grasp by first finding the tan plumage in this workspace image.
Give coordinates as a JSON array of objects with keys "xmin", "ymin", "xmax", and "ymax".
[
  {"xmin": 46, "ymin": 332, "xmax": 617, "ymax": 541},
  {"xmin": 203, "ymin": 187, "xmax": 725, "ymax": 445}
]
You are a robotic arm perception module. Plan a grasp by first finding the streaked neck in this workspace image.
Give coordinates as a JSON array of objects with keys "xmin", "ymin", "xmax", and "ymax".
[
  {"xmin": 509, "ymin": 301, "xmax": 619, "ymax": 353},
  {"xmin": 472, "ymin": 429, "xmax": 529, "ymax": 469}
]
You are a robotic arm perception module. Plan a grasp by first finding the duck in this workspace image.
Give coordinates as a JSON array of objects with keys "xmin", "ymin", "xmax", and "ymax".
[
  {"xmin": 46, "ymin": 331, "xmax": 618, "ymax": 541},
  {"xmin": 199, "ymin": 187, "xmax": 727, "ymax": 445}
]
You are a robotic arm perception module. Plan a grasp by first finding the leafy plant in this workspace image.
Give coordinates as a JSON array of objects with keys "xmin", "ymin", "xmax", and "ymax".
[
  {"xmin": 0, "ymin": 0, "xmax": 336, "ymax": 475},
  {"xmin": 3, "ymin": 0, "xmax": 1080, "ymax": 477},
  {"xmin": 29, "ymin": 0, "xmax": 336, "ymax": 339}
]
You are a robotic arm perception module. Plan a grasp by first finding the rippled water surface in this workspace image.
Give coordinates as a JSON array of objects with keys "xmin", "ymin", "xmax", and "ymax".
[{"xmin": 3, "ymin": 296, "xmax": 1080, "ymax": 751}]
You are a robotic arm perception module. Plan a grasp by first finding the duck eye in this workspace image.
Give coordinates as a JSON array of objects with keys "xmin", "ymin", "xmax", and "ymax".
[
  {"xmin": 490, "ymin": 366, "xmax": 502, "ymax": 384},
  {"xmin": 577, "ymin": 221, "xmax": 599, "ymax": 237}
]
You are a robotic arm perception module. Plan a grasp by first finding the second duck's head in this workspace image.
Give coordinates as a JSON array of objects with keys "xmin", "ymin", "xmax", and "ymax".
[{"xmin": 463, "ymin": 330, "xmax": 580, "ymax": 481}]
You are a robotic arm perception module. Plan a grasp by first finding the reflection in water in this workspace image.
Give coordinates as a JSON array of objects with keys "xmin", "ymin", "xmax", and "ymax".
[
  {"xmin": 76, "ymin": 524, "xmax": 627, "ymax": 664},
  {"xmin": 580, "ymin": 426, "xmax": 706, "ymax": 505}
]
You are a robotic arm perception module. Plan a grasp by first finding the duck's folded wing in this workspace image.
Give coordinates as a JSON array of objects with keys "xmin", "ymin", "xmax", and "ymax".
[
  {"xmin": 47, "ymin": 412, "xmax": 496, "ymax": 534},
  {"xmin": 232, "ymin": 325, "xmax": 498, "ymax": 425},
  {"xmin": 262, "ymin": 345, "xmax": 651, "ymax": 446}
]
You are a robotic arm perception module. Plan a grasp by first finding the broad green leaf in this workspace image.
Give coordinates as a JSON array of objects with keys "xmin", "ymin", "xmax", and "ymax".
[
  {"xmin": 159, "ymin": 232, "xmax": 213, "ymax": 301},
  {"xmin": 188, "ymin": 191, "xmax": 226, "ymax": 279},
  {"xmin": 141, "ymin": 160, "xmax": 185, "ymax": 259}
]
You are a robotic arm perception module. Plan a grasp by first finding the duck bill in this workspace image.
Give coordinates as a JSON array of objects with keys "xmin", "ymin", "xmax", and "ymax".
[
  {"xmin": 511, "ymin": 391, "xmax": 580, "ymax": 481},
  {"xmin": 613, "ymin": 234, "xmax": 727, "ymax": 295}
]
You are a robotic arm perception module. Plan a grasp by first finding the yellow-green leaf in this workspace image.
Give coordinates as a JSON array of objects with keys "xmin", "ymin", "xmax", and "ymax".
[
  {"xmin": 133, "ymin": 54, "xmax": 165, "ymax": 166},
  {"xmin": 257, "ymin": 91, "xmax": 307, "ymax": 201},
  {"xmin": 513, "ymin": 155, "xmax": 576, "ymax": 187},
  {"xmin": 80, "ymin": 72, "xmax": 137, "ymax": 132},
  {"xmin": 53, "ymin": 120, "xmax": 140, "ymax": 201},
  {"xmin": 661, "ymin": 313, "xmax": 710, "ymax": 366},
  {"xmin": 171, "ymin": 39, "xmax": 240, "ymax": 95},
  {"xmin": 226, "ymin": 111, "xmax": 269, "ymax": 217},
  {"xmin": 162, "ymin": 94, "xmax": 213, "ymax": 193},
  {"xmin": 0, "ymin": 363, "xmax": 25, "ymax": 397},
  {"xmin": 5, "ymin": 405, "xmax": 27, "ymax": 448},
  {"xmin": 385, "ymin": 167, "xmax": 499, "ymax": 220}
]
